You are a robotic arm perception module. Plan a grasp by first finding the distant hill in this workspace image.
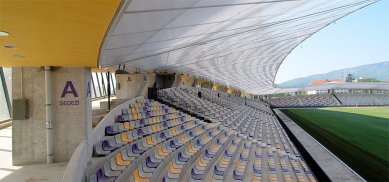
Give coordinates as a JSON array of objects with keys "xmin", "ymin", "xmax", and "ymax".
[{"xmin": 277, "ymin": 61, "xmax": 389, "ymax": 88}]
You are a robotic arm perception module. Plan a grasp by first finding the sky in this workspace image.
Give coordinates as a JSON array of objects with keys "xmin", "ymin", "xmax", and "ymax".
[{"xmin": 274, "ymin": 0, "xmax": 389, "ymax": 84}]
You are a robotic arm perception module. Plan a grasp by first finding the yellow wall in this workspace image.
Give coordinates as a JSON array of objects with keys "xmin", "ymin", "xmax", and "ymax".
[{"xmin": 0, "ymin": 0, "xmax": 121, "ymax": 67}]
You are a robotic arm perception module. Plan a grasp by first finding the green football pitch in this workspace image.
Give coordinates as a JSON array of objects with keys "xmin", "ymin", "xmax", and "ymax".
[{"xmin": 281, "ymin": 107, "xmax": 389, "ymax": 181}]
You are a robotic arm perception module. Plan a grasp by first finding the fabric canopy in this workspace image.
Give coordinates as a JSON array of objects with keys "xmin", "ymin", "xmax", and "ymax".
[{"xmin": 100, "ymin": 0, "xmax": 378, "ymax": 94}]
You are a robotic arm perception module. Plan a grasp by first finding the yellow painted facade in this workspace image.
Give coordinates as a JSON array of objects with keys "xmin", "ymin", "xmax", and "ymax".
[{"xmin": 0, "ymin": 0, "xmax": 121, "ymax": 67}]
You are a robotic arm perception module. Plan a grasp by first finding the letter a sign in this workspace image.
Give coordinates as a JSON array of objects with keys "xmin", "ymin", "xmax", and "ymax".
[{"xmin": 61, "ymin": 81, "xmax": 79, "ymax": 98}]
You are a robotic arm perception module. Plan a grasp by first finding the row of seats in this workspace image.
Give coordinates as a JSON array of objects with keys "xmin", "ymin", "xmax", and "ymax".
[
  {"xmin": 159, "ymin": 88, "xmax": 239, "ymax": 122},
  {"xmin": 372, "ymin": 94, "xmax": 389, "ymax": 105},
  {"xmin": 156, "ymin": 87, "xmax": 317, "ymax": 182},
  {"xmin": 88, "ymin": 98, "xmax": 209, "ymax": 181},
  {"xmin": 164, "ymin": 127, "xmax": 228, "ymax": 181},
  {"xmin": 84, "ymin": 87, "xmax": 318, "ymax": 182},
  {"xmin": 195, "ymin": 87, "xmax": 273, "ymax": 114},
  {"xmin": 265, "ymin": 94, "xmax": 340, "ymax": 107},
  {"xmin": 266, "ymin": 93, "xmax": 389, "ymax": 107},
  {"xmin": 335, "ymin": 93, "xmax": 387, "ymax": 106}
]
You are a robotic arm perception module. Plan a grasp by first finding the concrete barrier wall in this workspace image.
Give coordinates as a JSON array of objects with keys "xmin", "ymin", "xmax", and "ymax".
[
  {"xmin": 171, "ymin": 74, "xmax": 181, "ymax": 88},
  {"xmin": 140, "ymin": 73, "xmax": 156, "ymax": 97},
  {"xmin": 61, "ymin": 140, "xmax": 89, "ymax": 182},
  {"xmin": 116, "ymin": 73, "xmax": 156, "ymax": 99},
  {"xmin": 12, "ymin": 67, "xmax": 92, "ymax": 165},
  {"xmin": 116, "ymin": 74, "xmax": 143, "ymax": 100},
  {"xmin": 62, "ymin": 97, "xmax": 142, "ymax": 182}
]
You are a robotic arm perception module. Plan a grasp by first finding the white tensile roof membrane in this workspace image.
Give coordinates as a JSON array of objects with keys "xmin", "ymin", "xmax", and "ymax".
[{"xmin": 100, "ymin": 0, "xmax": 378, "ymax": 94}]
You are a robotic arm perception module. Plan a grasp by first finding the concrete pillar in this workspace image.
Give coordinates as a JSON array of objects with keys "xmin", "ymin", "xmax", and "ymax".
[
  {"xmin": 116, "ymin": 73, "xmax": 156, "ymax": 100},
  {"xmin": 213, "ymin": 83, "xmax": 228, "ymax": 92},
  {"xmin": 228, "ymin": 88, "xmax": 241, "ymax": 96},
  {"xmin": 12, "ymin": 67, "xmax": 92, "ymax": 165},
  {"xmin": 171, "ymin": 74, "xmax": 181, "ymax": 88},
  {"xmin": 177, "ymin": 75, "xmax": 194, "ymax": 88},
  {"xmin": 201, "ymin": 81, "xmax": 212, "ymax": 89},
  {"xmin": 140, "ymin": 73, "xmax": 156, "ymax": 97}
]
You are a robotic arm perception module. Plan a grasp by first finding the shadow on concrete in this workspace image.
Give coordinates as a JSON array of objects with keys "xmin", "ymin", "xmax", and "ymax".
[{"xmin": 0, "ymin": 126, "xmax": 67, "ymax": 182}]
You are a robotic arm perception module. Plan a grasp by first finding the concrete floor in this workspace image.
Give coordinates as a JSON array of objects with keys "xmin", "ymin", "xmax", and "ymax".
[
  {"xmin": 0, "ymin": 97, "xmax": 119, "ymax": 181},
  {"xmin": 0, "ymin": 126, "xmax": 67, "ymax": 182}
]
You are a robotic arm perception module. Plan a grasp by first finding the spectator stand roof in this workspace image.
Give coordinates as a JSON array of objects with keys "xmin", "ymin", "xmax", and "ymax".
[{"xmin": 100, "ymin": 0, "xmax": 378, "ymax": 94}]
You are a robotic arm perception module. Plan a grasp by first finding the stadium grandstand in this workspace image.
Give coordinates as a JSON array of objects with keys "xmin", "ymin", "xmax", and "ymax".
[
  {"xmin": 0, "ymin": 0, "xmax": 388, "ymax": 182},
  {"xmin": 262, "ymin": 82, "xmax": 389, "ymax": 107}
]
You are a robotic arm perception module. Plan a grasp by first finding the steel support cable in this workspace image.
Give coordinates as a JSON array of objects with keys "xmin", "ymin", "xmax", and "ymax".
[
  {"xmin": 131, "ymin": 7, "xmax": 352, "ymax": 50},
  {"xmin": 173, "ymin": 32, "xmax": 296, "ymax": 69},
  {"xmin": 111, "ymin": 13, "xmax": 281, "ymax": 37},
  {"xmin": 127, "ymin": 0, "xmax": 262, "ymax": 59},
  {"xmin": 204, "ymin": 70, "xmax": 277, "ymax": 82},
  {"xmin": 124, "ymin": 0, "xmax": 298, "ymax": 14},
  {"xmin": 200, "ymin": 63, "xmax": 282, "ymax": 80},
  {"xmin": 192, "ymin": 47, "xmax": 294, "ymax": 88},
  {"xmin": 163, "ymin": 30, "xmax": 318, "ymax": 71},
  {"xmin": 153, "ymin": 41, "xmax": 288, "ymax": 74},
  {"xmin": 217, "ymin": 68, "xmax": 279, "ymax": 84},
  {"xmin": 174, "ymin": 48, "xmax": 287, "ymax": 76},
  {"xmin": 149, "ymin": 26, "xmax": 315, "ymax": 72},
  {"xmin": 121, "ymin": 11, "xmax": 348, "ymax": 58},
  {"xmin": 161, "ymin": 19, "xmax": 339, "ymax": 70},
  {"xmin": 179, "ymin": 50, "xmax": 290, "ymax": 74}
]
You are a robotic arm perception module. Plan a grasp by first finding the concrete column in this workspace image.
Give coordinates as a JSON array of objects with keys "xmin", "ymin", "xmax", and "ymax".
[
  {"xmin": 52, "ymin": 67, "xmax": 92, "ymax": 162},
  {"xmin": 116, "ymin": 73, "xmax": 156, "ymax": 100},
  {"xmin": 202, "ymin": 82, "xmax": 210, "ymax": 89},
  {"xmin": 177, "ymin": 75, "xmax": 194, "ymax": 88},
  {"xmin": 12, "ymin": 67, "xmax": 92, "ymax": 165},
  {"xmin": 228, "ymin": 88, "xmax": 241, "ymax": 96},
  {"xmin": 212, "ymin": 83, "xmax": 228, "ymax": 92},
  {"xmin": 140, "ymin": 73, "xmax": 156, "ymax": 97},
  {"xmin": 171, "ymin": 74, "xmax": 181, "ymax": 88}
]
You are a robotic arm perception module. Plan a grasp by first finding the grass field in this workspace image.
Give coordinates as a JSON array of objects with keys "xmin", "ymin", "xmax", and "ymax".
[{"xmin": 281, "ymin": 107, "xmax": 389, "ymax": 181}]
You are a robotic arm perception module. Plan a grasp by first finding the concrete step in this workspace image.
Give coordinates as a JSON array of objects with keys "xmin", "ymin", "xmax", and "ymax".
[
  {"xmin": 92, "ymin": 114, "xmax": 106, "ymax": 127},
  {"xmin": 99, "ymin": 99, "xmax": 128, "ymax": 110},
  {"xmin": 92, "ymin": 108, "xmax": 108, "ymax": 116}
]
